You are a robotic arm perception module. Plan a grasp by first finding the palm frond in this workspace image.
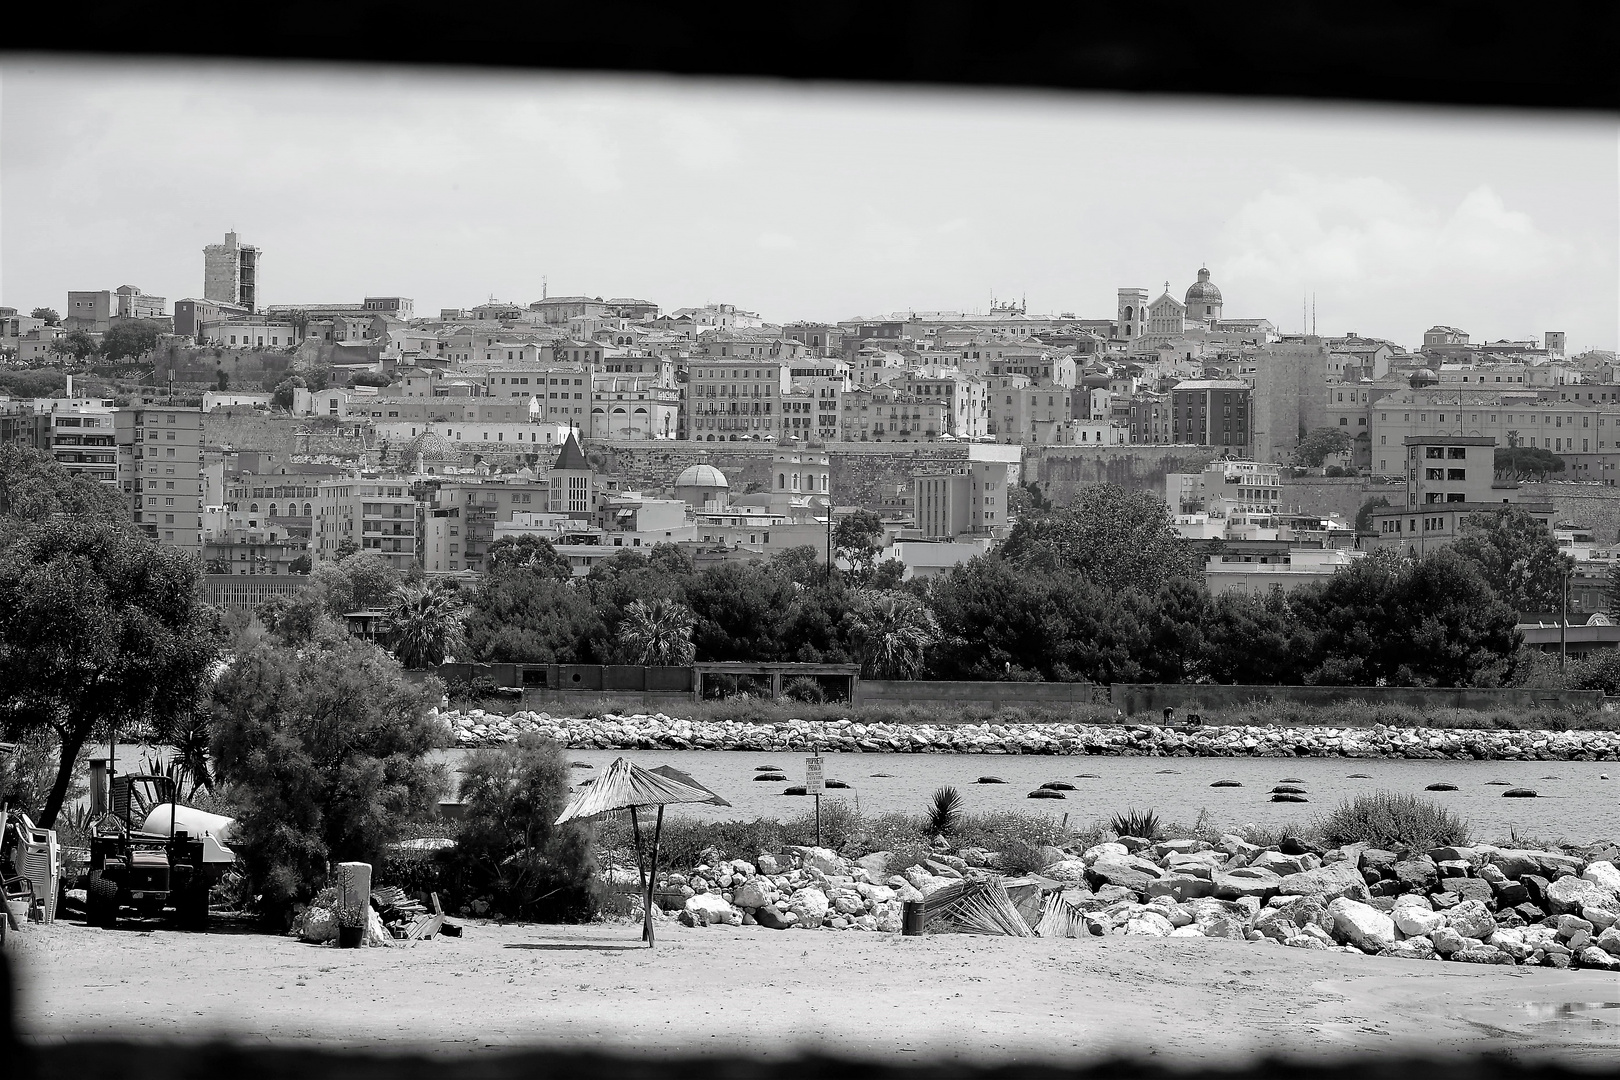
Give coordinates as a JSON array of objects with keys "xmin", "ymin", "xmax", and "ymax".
[
  {"xmin": 954, "ymin": 882, "xmax": 1032, "ymax": 937},
  {"xmin": 1035, "ymin": 891, "xmax": 1091, "ymax": 938}
]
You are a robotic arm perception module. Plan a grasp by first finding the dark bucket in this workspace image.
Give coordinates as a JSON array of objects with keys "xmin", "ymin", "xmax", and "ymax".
[{"xmin": 901, "ymin": 900, "xmax": 924, "ymax": 937}]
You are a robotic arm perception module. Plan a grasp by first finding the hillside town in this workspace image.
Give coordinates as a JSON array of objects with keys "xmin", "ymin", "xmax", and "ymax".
[{"xmin": 4, "ymin": 230, "xmax": 1617, "ymax": 638}]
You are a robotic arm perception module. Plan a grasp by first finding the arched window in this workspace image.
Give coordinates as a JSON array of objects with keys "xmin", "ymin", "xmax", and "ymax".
[
  {"xmin": 303, "ymin": 503, "xmax": 313, "ymax": 517},
  {"xmin": 778, "ymin": 473, "xmax": 786, "ymax": 489},
  {"xmin": 250, "ymin": 503, "xmax": 259, "ymax": 513},
  {"xmin": 269, "ymin": 504, "xmax": 278, "ymax": 518},
  {"xmin": 1124, "ymin": 306, "xmax": 1134, "ymax": 320}
]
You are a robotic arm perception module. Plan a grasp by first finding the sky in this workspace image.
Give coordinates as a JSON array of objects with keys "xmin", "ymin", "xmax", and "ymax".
[{"xmin": 3, "ymin": 56, "xmax": 1617, "ymax": 352}]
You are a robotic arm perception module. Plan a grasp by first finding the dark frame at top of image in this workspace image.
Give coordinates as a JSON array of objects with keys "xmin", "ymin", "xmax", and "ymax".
[{"xmin": 2, "ymin": 1, "xmax": 1617, "ymax": 114}]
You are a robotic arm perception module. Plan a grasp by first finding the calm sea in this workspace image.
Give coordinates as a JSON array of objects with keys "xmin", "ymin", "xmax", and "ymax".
[{"xmin": 433, "ymin": 749, "xmax": 1620, "ymax": 846}]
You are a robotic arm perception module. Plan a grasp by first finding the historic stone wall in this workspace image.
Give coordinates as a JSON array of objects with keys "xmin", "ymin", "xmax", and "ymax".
[
  {"xmin": 203, "ymin": 412, "xmax": 370, "ymax": 461},
  {"xmin": 151, "ymin": 343, "xmax": 298, "ymax": 390},
  {"xmin": 1519, "ymin": 482, "xmax": 1620, "ymax": 541},
  {"xmin": 1032, "ymin": 445, "xmax": 1223, "ymax": 501}
]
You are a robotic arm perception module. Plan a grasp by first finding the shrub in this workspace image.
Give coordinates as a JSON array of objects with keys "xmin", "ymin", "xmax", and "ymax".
[
  {"xmin": 953, "ymin": 811, "xmax": 1071, "ymax": 851},
  {"xmin": 1110, "ymin": 809, "xmax": 1162, "ymax": 841},
  {"xmin": 926, "ymin": 786, "xmax": 963, "ymax": 838},
  {"xmin": 784, "ymin": 798, "xmax": 863, "ymax": 852},
  {"xmin": 209, "ymin": 637, "xmax": 448, "ymax": 927},
  {"xmin": 450, "ymin": 734, "xmax": 603, "ymax": 922},
  {"xmin": 783, "ymin": 676, "xmax": 828, "ymax": 704},
  {"xmin": 995, "ymin": 838, "xmax": 1053, "ymax": 875},
  {"xmin": 883, "ymin": 842, "xmax": 935, "ymax": 875},
  {"xmin": 855, "ymin": 812, "xmax": 924, "ymax": 853},
  {"xmin": 1315, "ymin": 791, "xmax": 1470, "ymax": 850}
]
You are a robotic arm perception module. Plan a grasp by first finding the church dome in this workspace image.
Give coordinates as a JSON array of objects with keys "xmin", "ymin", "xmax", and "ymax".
[
  {"xmin": 401, "ymin": 430, "xmax": 460, "ymax": 464},
  {"xmin": 1184, "ymin": 267, "xmax": 1222, "ymax": 303},
  {"xmin": 674, "ymin": 463, "xmax": 729, "ymax": 489}
]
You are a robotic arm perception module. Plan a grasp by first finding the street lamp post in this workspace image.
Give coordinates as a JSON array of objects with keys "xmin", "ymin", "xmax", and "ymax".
[{"xmin": 1560, "ymin": 560, "xmax": 1570, "ymax": 672}]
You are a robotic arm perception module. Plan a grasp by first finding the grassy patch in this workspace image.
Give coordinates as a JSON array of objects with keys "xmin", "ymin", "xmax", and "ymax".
[{"xmin": 1315, "ymin": 791, "xmax": 1471, "ymax": 850}]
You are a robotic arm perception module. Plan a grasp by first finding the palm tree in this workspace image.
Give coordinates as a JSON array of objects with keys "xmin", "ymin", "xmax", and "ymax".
[
  {"xmin": 385, "ymin": 581, "xmax": 467, "ymax": 669},
  {"xmin": 848, "ymin": 589, "xmax": 940, "ymax": 680},
  {"xmin": 618, "ymin": 598, "xmax": 696, "ymax": 666}
]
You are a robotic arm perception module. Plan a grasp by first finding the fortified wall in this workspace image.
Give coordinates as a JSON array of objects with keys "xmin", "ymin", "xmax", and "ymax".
[
  {"xmin": 1031, "ymin": 445, "xmax": 1222, "ymax": 503},
  {"xmin": 203, "ymin": 412, "xmax": 371, "ymax": 462}
]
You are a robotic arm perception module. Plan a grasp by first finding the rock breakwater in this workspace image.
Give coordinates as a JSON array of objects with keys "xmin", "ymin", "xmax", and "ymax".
[
  {"xmin": 439, "ymin": 710, "xmax": 1620, "ymax": 761},
  {"xmin": 622, "ymin": 838, "xmax": 1620, "ymax": 971}
]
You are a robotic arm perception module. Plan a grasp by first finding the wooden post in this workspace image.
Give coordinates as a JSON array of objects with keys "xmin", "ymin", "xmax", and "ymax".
[{"xmin": 645, "ymin": 805, "xmax": 665, "ymax": 948}]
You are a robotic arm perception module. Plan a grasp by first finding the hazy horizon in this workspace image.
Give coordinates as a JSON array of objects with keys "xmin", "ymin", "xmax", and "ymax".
[{"xmin": 3, "ymin": 55, "xmax": 1616, "ymax": 351}]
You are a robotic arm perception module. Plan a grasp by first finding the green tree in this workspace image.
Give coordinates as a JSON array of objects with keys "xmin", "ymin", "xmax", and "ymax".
[
  {"xmin": 254, "ymin": 590, "xmax": 337, "ymax": 646},
  {"xmin": 846, "ymin": 589, "xmax": 940, "ymax": 679},
  {"xmin": 215, "ymin": 370, "xmax": 230, "ymax": 391},
  {"xmin": 289, "ymin": 554, "xmax": 312, "ymax": 575},
  {"xmin": 1355, "ymin": 496, "xmax": 1391, "ymax": 532},
  {"xmin": 685, "ymin": 560, "xmax": 800, "ymax": 661},
  {"xmin": 0, "ymin": 444, "xmax": 127, "ymax": 533},
  {"xmin": 1294, "ymin": 427, "xmax": 1353, "ymax": 467},
  {"xmin": 271, "ymin": 376, "xmax": 306, "ymax": 410},
  {"xmin": 1200, "ymin": 588, "xmax": 1304, "ymax": 684},
  {"xmin": 833, "ymin": 509, "xmax": 886, "ymax": 582},
  {"xmin": 998, "ymin": 483, "xmax": 1196, "ymax": 592},
  {"xmin": 1495, "ymin": 444, "xmax": 1565, "ymax": 480},
  {"xmin": 0, "ymin": 519, "xmax": 221, "ymax": 826},
  {"xmin": 1289, "ymin": 548, "xmax": 1519, "ymax": 687},
  {"xmin": 485, "ymin": 534, "xmax": 571, "ymax": 578},
  {"xmin": 463, "ymin": 574, "xmax": 607, "ymax": 664},
  {"xmin": 208, "ymin": 635, "xmax": 447, "ymax": 923},
  {"xmin": 47, "ymin": 329, "xmax": 99, "ymax": 366},
  {"xmin": 452, "ymin": 734, "xmax": 600, "ymax": 922},
  {"xmin": 30, "ymin": 307, "xmax": 60, "ymax": 326},
  {"xmin": 386, "ymin": 580, "xmax": 467, "ymax": 668},
  {"xmin": 101, "ymin": 320, "xmax": 163, "ymax": 363},
  {"xmin": 1451, "ymin": 505, "xmax": 1570, "ymax": 613},
  {"xmin": 335, "ymin": 551, "xmax": 403, "ymax": 610},
  {"xmin": 616, "ymin": 598, "xmax": 696, "ymax": 666}
]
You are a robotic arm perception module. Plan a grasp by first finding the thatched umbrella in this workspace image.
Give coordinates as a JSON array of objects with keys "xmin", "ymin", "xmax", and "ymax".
[{"xmin": 554, "ymin": 757, "xmax": 720, "ymax": 946}]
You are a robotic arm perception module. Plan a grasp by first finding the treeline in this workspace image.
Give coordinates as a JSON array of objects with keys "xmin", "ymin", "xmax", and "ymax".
[{"xmin": 370, "ymin": 486, "xmax": 1570, "ymax": 691}]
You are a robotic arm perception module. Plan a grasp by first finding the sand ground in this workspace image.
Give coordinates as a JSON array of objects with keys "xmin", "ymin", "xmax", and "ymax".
[{"xmin": 7, "ymin": 917, "xmax": 1619, "ymax": 1064}]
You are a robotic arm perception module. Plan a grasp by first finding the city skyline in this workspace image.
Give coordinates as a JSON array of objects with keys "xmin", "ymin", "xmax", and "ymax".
[{"xmin": 2, "ymin": 56, "xmax": 1616, "ymax": 351}]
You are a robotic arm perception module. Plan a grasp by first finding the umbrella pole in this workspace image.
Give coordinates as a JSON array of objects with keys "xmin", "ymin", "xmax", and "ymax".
[
  {"xmin": 630, "ymin": 806, "xmax": 648, "ymax": 943},
  {"xmin": 645, "ymin": 804, "xmax": 665, "ymax": 949}
]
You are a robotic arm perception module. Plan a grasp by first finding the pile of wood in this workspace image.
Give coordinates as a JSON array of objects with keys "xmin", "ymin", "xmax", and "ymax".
[{"xmin": 370, "ymin": 887, "xmax": 449, "ymax": 940}]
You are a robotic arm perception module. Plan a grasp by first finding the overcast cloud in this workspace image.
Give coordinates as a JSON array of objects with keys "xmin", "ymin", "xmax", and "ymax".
[{"xmin": 3, "ymin": 56, "xmax": 1616, "ymax": 350}]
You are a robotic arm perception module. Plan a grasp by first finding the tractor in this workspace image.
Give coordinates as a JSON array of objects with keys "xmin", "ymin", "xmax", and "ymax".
[{"xmin": 84, "ymin": 772, "xmax": 231, "ymax": 931}]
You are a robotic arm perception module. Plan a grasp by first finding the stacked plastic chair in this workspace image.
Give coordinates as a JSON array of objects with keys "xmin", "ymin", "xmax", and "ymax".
[{"xmin": 11, "ymin": 815, "xmax": 59, "ymax": 924}]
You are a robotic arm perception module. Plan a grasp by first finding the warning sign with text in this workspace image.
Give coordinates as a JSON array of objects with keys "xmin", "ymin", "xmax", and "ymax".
[{"xmin": 805, "ymin": 756, "xmax": 824, "ymax": 794}]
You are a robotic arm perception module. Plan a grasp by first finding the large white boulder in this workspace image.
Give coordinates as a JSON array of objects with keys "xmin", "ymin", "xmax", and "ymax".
[
  {"xmin": 1444, "ymin": 899, "xmax": 1497, "ymax": 940},
  {"xmin": 684, "ymin": 893, "xmax": 738, "ymax": 925},
  {"xmin": 1581, "ymin": 860, "xmax": 1620, "ymax": 896},
  {"xmin": 1123, "ymin": 911, "xmax": 1175, "ymax": 936},
  {"xmin": 1393, "ymin": 903, "xmax": 1445, "ymax": 938},
  {"xmin": 1545, "ymin": 876, "xmax": 1613, "ymax": 916},
  {"xmin": 1328, "ymin": 897, "xmax": 1398, "ymax": 952},
  {"xmin": 1275, "ymin": 864, "xmax": 1371, "ymax": 904},
  {"xmin": 788, "ymin": 887, "xmax": 830, "ymax": 928},
  {"xmin": 731, "ymin": 879, "xmax": 773, "ymax": 909}
]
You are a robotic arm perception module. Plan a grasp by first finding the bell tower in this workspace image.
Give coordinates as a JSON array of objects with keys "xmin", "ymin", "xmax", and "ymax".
[{"xmin": 1117, "ymin": 288, "xmax": 1148, "ymax": 342}]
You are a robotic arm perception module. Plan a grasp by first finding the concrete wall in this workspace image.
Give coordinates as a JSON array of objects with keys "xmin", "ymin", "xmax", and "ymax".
[
  {"xmin": 857, "ymin": 680, "xmax": 1106, "ymax": 710},
  {"xmin": 1279, "ymin": 477, "xmax": 1403, "ymax": 523},
  {"xmin": 1111, "ymin": 683, "xmax": 1606, "ymax": 715},
  {"xmin": 1518, "ymin": 482, "xmax": 1620, "ymax": 542}
]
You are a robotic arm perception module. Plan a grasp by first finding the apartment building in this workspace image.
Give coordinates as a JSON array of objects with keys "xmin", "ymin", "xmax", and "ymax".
[
  {"xmin": 1, "ymin": 397, "xmax": 121, "ymax": 486},
  {"xmin": 115, "ymin": 405, "xmax": 205, "ymax": 559},
  {"xmin": 912, "ymin": 453, "xmax": 1018, "ymax": 539},
  {"xmin": 1364, "ymin": 436, "xmax": 1553, "ymax": 552},
  {"xmin": 314, "ymin": 478, "xmax": 419, "ymax": 570},
  {"xmin": 424, "ymin": 479, "xmax": 552, "ymax": 573},
  {"xmin": 902, "ymin": 370, "xmax": 987, "ymax": 439},
  {"xmin": 684, "ymin": 359, "xmax": 792, "ymax": 441},
  {"xmin": 1170, "ymin": 379, "xmax": 1252, "ymax": 449}
]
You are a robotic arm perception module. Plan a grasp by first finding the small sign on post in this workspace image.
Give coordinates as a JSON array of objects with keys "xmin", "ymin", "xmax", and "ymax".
[{"xmin": 806, "ymin": 755, "xmax": 825, "ymax": 846}]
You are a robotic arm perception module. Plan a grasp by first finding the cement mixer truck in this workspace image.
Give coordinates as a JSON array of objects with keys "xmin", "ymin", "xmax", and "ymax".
[{"xmin": 84, "ymin": 754, "xmax": 237, "ymax": 931}]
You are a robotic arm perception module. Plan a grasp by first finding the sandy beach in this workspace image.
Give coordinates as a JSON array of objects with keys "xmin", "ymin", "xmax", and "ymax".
[{"xmin": 9, "ymin": 918, "xmax": 1619, "ymax": 1064}]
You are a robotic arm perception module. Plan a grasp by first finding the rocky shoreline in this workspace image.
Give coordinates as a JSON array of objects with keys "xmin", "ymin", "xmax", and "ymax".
[
  {"xmin": 622, "ymin": 837, "xmax": 1620, "ymax": 971},
  {"xmin": 439, "ymin": 710, "xmax": 1620, "ymax": 761}
]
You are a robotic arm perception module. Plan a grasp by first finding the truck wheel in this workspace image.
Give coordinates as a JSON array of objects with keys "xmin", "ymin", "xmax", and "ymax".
[{"xmin": 87, "ymin": 870, "xmax": 119, "ymax": 928}]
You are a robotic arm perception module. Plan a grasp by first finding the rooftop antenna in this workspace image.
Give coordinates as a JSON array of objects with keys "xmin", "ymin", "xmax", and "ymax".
[
  {"xmin": 1312, "ymin": 293, "xmax": 1317, "ymax": 337},
  {"xmin": 543, "ymin": 276, "xmax": 548, "ymax": 301}
]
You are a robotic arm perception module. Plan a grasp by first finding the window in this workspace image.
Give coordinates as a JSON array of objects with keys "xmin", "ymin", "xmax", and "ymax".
[{"xmin": 1447, "ymin": 469, "xmax": 1466, "ymax": 481}]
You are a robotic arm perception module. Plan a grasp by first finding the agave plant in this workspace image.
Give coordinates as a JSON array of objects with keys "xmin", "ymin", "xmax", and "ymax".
[
  {"xmin": 385, "ymin": 581, "xmax": 467, "ymax": 669},
  {"xmin": 926, "ymin": 785, "xmax": 963, "ymax": 838},
  {"xmin": 1110, "ymin": 808, "xmax": 1162, "ymax": 841},
  {"xmin": 617, "ymin": 598, "xmax": 696, "ymax": 667}
]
